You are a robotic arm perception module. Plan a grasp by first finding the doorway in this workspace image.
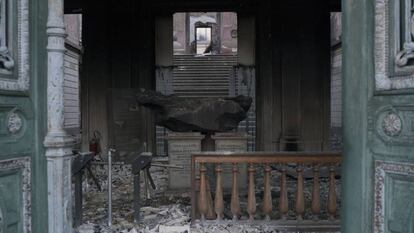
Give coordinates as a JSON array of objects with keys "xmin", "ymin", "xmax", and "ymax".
[{"xmin": 155, "ymin": 12, "xmax": 256, "ymax": 156}]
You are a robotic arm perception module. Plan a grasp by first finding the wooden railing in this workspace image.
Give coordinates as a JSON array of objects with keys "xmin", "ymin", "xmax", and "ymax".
[{"xmin": 190, "ymin": 152, "xmax": 341, "ymax": 226}]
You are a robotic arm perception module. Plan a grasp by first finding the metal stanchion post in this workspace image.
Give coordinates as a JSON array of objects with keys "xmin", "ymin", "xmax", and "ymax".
[{"xmin": 108, "ymin": 148, "xmax": 115, "ymax": 227}]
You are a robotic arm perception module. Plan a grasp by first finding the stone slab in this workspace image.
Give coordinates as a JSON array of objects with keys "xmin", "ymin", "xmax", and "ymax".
[{"xmin": 167, "ymin": 132, "xmax": 204, "ymax": 189}]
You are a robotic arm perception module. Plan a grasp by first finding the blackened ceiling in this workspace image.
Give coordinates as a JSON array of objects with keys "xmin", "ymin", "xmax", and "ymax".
[{"xmin": 65, "ymin": 0, "xmax": 340, "ymax": 14}]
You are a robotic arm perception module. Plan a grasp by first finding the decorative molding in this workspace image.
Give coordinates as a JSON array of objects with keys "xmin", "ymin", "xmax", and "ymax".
[
  {"xmin": 374, "ymin": 160, "xmax": 414, "ymax": 233},
  {"xmin": 373, "ymin": 106, "xmax": 414, "ymax": 146},
  {"xmin": 0, "ymin": 106, "xmax": 26, "ymax": 139},
  {"xmin": 0, "ymin": 48, "xmax": 15, "ymax": 72},
  {"xmin": 394, "ymin": 0, "xmax": 414, "ymax": 67},
  {"xmin": 395, "ymin": 45, "xmax": 414, "ymax": 67},
  {"xmin": 0, "ymin": 157, "xmax": 31, "ymax": 233},
  {"xmin": 381, "ymin": 112, "xmax": 402, "ymax": 137},
  {"xmin": 0, "ymin": 0, "xmax": 15, "ymax": 72},
  {"xmin": 7, "ymin": 111, "xmax": 22, "ymax": 134},
  {"xmin": 374, "ymin": 0, "xmax": 414, "ymax": 90},
  {"xmin": 0, "ymin": 0, "xmax": 29, "ymax": 92}
]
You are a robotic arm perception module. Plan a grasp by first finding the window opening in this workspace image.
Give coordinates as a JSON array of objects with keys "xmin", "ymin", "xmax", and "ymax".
[{"xmin": 195, "ymin": 26, "xmax": 212, "ymax": 54}]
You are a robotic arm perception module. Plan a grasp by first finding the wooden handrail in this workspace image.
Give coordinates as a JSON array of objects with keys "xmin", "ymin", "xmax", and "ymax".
[
  {"xmin": 190, "ymin": 151, "xmax": 342, "ymax": 224},
  {"xmin": 192, "ymin": 151, "xmax": 341, "ymax": 164}
]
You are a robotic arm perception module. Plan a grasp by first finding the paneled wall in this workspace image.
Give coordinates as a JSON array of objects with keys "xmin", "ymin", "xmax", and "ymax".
[
  {"xmin": 256, "ymin": 0, "xmax": 331, "ymax": 151},
  {"xmin": 62, "ymin": 14, "xmax": 82, "ymax": 145},
  {"xmin": 81, "ymin": 0, "xmax": 155, "ymax": 154},
  {"xmin": 63, "ymin": 48, "xmax": 81, "ymax": 135}
]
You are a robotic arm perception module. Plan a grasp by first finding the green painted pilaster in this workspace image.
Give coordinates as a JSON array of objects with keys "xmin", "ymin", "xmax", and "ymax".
[
  {"xmin": 341, "ymin": 0, "xmax": 374, "ymax": 232},
  {"xmin": 30, "ymin": 0, "xmax": 49, "ymax": 232}
]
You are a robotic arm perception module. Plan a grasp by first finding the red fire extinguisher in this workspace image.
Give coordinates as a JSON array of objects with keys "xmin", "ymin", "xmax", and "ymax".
[{"xmin": 89, "ymin": 130, "xmax": 102, "ymax": 156}]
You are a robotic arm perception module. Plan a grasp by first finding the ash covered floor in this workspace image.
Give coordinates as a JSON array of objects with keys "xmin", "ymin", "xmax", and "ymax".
[
  {"xmin": 77, "ymin": 192, "xmax": 193, "ymax": 233},
  {"xmin": 76, "ymin": 191, "xmax": 340, "ymax": 233},
  {"xmin": 77, "ymin": 191, "xmax": 285, "ymax": 233},
  {"xmin": 76, "ymin": 163, "xmax": 341, "ymax": 233}
]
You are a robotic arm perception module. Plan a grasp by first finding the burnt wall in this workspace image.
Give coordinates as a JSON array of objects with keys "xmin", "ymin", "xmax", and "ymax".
[
  {"xmin": 80, "ymin": 0, "xmax": 332, "ymax": 155},
  {"xmin": 256, "ymin": 0, "xmax": 331, "ymax": 151},
  {"xmin": 81, "ymin": 0, "xmax": 155, "ymax": 154}
]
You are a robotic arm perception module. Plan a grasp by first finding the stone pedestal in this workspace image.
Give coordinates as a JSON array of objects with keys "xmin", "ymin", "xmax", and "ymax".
[
  {"xmin": 212, "ymin": 132, "xmax": 251, "ymax": 190},
  {"xmin": 167, "ymin": 132, "xmax": 204, "ymax": 189}
]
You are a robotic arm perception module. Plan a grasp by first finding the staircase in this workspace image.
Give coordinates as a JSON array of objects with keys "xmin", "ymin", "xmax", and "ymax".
[
  {"xmin": 172, "ymin": 54, "xmax": 237, "ymax": 98},
  {"xmin": 156, "ymin": 54, "xmax": 246, "ymax": 156}
]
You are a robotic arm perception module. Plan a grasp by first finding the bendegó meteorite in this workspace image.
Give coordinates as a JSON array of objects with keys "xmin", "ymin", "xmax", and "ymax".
[{"xmin": 136, "ymin": 89, "xmax": 252, "ymax": 133}]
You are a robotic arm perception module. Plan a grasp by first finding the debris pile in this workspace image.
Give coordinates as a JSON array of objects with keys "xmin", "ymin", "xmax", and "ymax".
[
  {"xmin": 76, "ymin": 162, "xmax": 341, "ymax": 233},
  {"xmin": 77, "ymin": 194, "xmax": 193, "ymax": 233}
]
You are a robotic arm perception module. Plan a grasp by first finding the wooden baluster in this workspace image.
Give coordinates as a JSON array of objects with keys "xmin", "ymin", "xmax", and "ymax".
[
  {"xmin": 295, "ymin": 165, "xmax": 305, "ymax": 221},
  {"xmin": 214, "ymin": 164, "xmax": 224, "ymax": 221},
  {"xmin": 198, "ymin": 162, "xmax": 208, "ymax": 222},
  {"xmin": 279, "ymin": 166, "xmax": 288, "ymax": 220},
  {"xmin": 195, "ymin": 175, "xmax": 200, "ymax": 220},
  {"xmin": 311, "ymin": 164, "xmax": 321, "ymax": 220},
  {"xmin": 206, "ymin": 180, "xmax": 216, "ymax": 220},
  {"xmin": 247, "ymin": 163, "xmax": 256, "ymax": 221},
  {"xmin": 262, "ymin": 164, "xmax": 272, "ymax": 221},
  {"xmin": 327, "ymin": 164, "xmax": 337, "ymax": 220},
  {"xmin": 231, "ymin": 163, "xmax": 241, "ymax": 221}
]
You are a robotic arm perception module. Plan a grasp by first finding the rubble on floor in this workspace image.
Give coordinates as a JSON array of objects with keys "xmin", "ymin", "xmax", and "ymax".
[
  {"xmin": 76, "ymin": 190, "xmax": 340, "ymax": 233},
  {"xmin": 76, "ymin": 162, "xmax": 341, "ymax": 233},
  {"xmin": 77, "ymin": 193, "xmax": 190, "ymax": 233}
]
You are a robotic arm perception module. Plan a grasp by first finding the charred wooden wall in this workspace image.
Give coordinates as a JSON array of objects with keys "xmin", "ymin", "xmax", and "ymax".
[
  {"xmin": 79, "ymin": 0, "xmax": 333, "ymax": 154},
  {"xmin": 81, "ymin": 0, "xmax": 156, "ymax": 153},
  {"xmin": 256, "ymin": 0, "xmax": 331, "ymax": 151}
]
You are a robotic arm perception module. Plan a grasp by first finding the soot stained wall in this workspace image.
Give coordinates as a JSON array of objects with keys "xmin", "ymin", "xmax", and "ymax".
[
  {"xmin": 80, "ymin": 0, "xmax": 331, "ymax": 154},
  {"xmin": 256, "ymin": 0, "xmax": 331, "ymax": 151}
]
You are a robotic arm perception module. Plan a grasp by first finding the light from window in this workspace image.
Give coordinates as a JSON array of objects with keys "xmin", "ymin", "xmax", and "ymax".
[{"xmin": 195, "ymin": 27, "xmax": 212, "ymax": 55}]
